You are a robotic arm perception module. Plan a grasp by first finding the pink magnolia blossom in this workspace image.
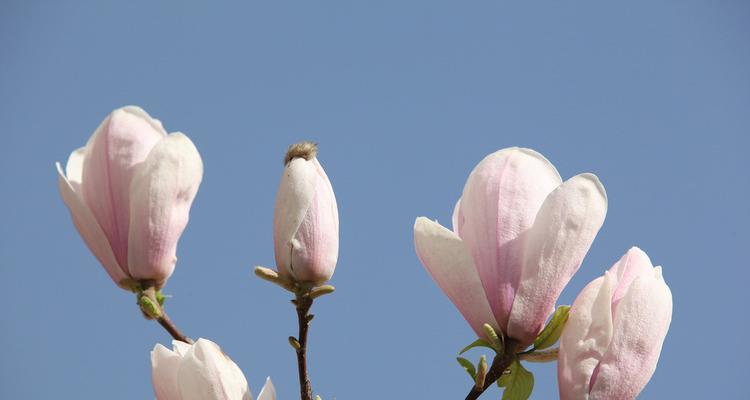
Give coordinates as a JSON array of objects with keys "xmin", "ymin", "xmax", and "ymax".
[
  {"xmin": 414, "ymin": 147, "xmax": 607, "ymax": 344},
  {"xmin": 558, "ymin": 247, "xmax": 672, "ymax": 400},
  {"xmin": 273, "ymin": 142, "xmax": 339, "ymax": 284},
  {"xmin": 57, "ymin": 106, "xmax": 203, "ymax": 290},
  {"xmin": 151, "ymin": 338, "xmax": 276, "ymax": 400}
]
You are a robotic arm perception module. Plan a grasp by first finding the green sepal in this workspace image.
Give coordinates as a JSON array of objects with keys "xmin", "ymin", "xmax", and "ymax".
[
  {"xmin": 456, "ymin": 357, "xmax": 477, "ymax": 381},
  {"xmin": 138, "ymin": 295, "xmax": 162, "ymax": 319},
  {"xmin": 533, "ymin": 305, "xmax": 570, "ymax": 350},
  {"xmin": 459, "ymin": 338, "xmax": 494, "ymax": 355},
  {"xmin": 497, "ymin": 360, "xmax": 534, "ymax": 400},
  {"xmin": 482, "ymin": 323, "xmax": 504, "ymax": 352}
]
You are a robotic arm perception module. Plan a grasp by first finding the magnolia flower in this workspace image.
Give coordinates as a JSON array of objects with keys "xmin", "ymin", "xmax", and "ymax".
[
  {"xmin": 56, "ymin": 106, "xmax": 203, "ymax": 290},
  {"xmin": 414, "ymin": 147, "xmax": 607, "ymax": 345},
  {"xmin": 558, "ymin": 247, "xmax": 672, "ymax": 400},
  {"xmin": 273, "ymin": 141, "xmax": 339, "ymax": 284},
  {"xmin": 151, "ymin": 338, "xmax": 276, "ymax": 400}
]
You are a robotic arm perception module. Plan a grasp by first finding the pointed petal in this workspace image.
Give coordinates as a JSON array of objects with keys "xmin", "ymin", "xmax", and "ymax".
[
  {"xmin": 273, "ymin": 158, "xmax": 317, "ymax": 278},
  {"xmin": 81, "ymin": 106, "xmax": 166, "ymax": 268},
  {"xmin": 127, "ymin": 133, "xmax": 203, "ymax": 284},
  {"xmin": 57, "ymin": 161, "xmax": 129, "ymax": 286},
  {"xmin": 451, "ymin": 197, "xmax": 465, "ymax": 236},
  {"xmin": 151, "ymin": 343, "xmax": 183, "ymax": 400},
  {"xmin": 287, "ymin": 158, "xmax": 339, "ymax": 283},
  {"xmin": 65, "ymin": 147, "xmax": 86, "ymax": 189},
  {"xmin": 508, "ymin": 173, "xmax": 607, "ymax": 344},
  {"xmin": 558, "ymin": 273, "xmax": 616, "ymax": 400},
  {"xmin": 589, "ymin": 268, "xmax": 672, "ymax": 400},
  {"xmin": 460, "ymin": 147, "xmax": 562, "ymax": 331},
  {"xmin": 177, "ymin": 339, "xmax": 251, "ymax": 400},
  {"xmin": 609, "ymin": 247, "xmax": 654, "ymax": 314},
  {"xmin": 256, "ymin": 377, "xmax": 276, "ymax": 400},
  {"xmin": 414, "ymin": 217, "xmax": 499, "ymax": 337}
]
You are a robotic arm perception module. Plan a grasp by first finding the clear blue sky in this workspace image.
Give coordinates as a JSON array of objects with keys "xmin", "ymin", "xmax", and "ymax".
[{"xmin": 1, "ymin": 1, "xmax": 748, "ymax": 399}]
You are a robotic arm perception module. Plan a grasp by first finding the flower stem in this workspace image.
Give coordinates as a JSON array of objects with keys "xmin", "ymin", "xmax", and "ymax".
[
  {"xmin": 464, "ymin": 339, "xmax": 519, "ymax": 400},
  {"xmin": 293, "ymin": 293, "xmax": 314, "ymax": 400}
]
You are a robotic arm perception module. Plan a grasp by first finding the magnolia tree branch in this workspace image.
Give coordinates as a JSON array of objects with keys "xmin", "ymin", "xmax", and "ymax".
[
  {"xmin": 464, "ymin": 340, "xmax": 519, "ymax": 400},
  {"xmin": 292, "ymin": 293, "xmax": 314, "ymax": 400},
  {"xmin": 156, "ymin": 312, "xmax": 191, "ymax": 343}
]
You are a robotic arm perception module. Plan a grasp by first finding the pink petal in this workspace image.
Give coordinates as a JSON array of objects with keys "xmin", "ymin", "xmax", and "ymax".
[
  {"xmin": 558, "ymin": 273, "xmax": 616, "ymax": 400},
  {"xmin": 508, "ymin": 173, "xmax": 607, "ymax": 345},
  {"xmin": 608, "ymin": 247, "xmax": 654, "ymax": 315},
  {"xmin": 127, "ymin": 133, "xmax": 203, "ymax": 284},
  {"xmin": 57, "ymin": 151, "xmax": 129, "ymax": 286},
  {"xmin": 459, "ymin": 147, "xmax": 562, "ymax": 332},
  {"xmin": 414, "ymin": 217, "xmax": 499, "ymax": 338},
  {"xmin": 80, "ymin": 106, "xmax": 166, "ymax": 269},
  {"xmin": 589, "ymin": 267, "xmax": 672, "ymax": 400},
  {"xmin": 288, "ymin": 158, "xmax": 339, "ymax": 283}
]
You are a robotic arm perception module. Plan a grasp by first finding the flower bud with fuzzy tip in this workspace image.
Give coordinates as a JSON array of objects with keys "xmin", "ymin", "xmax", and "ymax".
[{"xmin": 273, "ymin": 142, "xmax": 339, "ymax": 285}]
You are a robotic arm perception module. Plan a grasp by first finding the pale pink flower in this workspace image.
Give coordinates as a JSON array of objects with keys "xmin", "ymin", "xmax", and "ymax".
[
  {"xmin": 415, "ymin": 147, "xmax": 607, "ymax": 344},
  {"xmin": 273, "ymin": 142, "xmax": 338, "ymax": 284},
  {"xmin": 57, "ymin": 106, "xmax": 203, "ymax": 289},
  {"xmin": 151, "ymin": 338, "xmax": 276, "ymax": 400},
  {"xmin": 558, "ymin": 247, "xmax": 672, "ymax": 400}
]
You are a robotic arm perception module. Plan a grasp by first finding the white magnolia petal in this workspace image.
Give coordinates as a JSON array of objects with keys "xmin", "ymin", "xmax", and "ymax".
[
  {"xmin": 509, "ymin": 173, "xmax": 607, "ymax": 344},
  {"xmin": 414, "ymin": 217, "xmax": 498, "ymax": 337},
  {"xmin": 65, "ymin": 147, "xmax": 86, "ymax": 189},
  {"xmin": 558, "ymin": 273, "xmax": 616, "ymax": 400},
  {"xmin": 177, "ymin": 339, "xmax": 251, "ymax": 400},
  {"xmin": 589, "ymin": 268, "xmax": 672, "ymax": 400},
  {"xmin": 151, "ymin": 343, "xmax": 183, "ymax": 400},
  {"xmin": 57, "ymin": 162, "xmax": 128, "ymax": 285},
  {"xmin": 273, "ymin": 158, "xmax": 317, "ymax": 277},
  {"xmin": 256, "ymin": 377, "xmax": 276, "ymax": 400},
  {"xmin": 127, "ymin": 133, "xmax": 203, "ymax": 284}
]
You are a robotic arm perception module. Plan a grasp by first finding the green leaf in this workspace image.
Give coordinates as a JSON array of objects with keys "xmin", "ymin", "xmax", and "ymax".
[
  {"xmin": 459, "ymin": 338, "xmax": 494, "ymax": 355},
  {"xmin": 533, "ymin": 305, "xmax": 570, "ymax": 350},
  {"xmin": 496, "ymin": 361, "xmax": 534, "ymax": 400},
  {"xmin": 456, "ymin": 357, "xmax": 477, "ymax": 381}
]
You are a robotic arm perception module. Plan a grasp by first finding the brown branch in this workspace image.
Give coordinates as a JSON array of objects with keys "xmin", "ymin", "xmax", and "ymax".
[
  {"xmin": 156, "ymin": 312, "xmax": 191, "ymax": 344},
  {"xmin": 293, "ymin": 293, "xmax": 314, "ymax": 400},
  {"xmin": 464, "ymin": 340, "xmax": 519, "ymax": 400}
]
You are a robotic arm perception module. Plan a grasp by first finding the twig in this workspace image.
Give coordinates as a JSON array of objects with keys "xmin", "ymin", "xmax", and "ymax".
[
  {"xmin": 293, "ymin": 292, "xmax": 314, "ymax": 400},
  {"xmin": 464, "ymin": 340, "xmax": 519, "ymax": 400}
]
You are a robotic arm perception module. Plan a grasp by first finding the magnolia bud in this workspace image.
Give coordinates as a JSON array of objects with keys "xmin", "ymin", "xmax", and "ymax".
[
  {"xmin": 273, "ymin": 142, "xmax": 339, "ymax": 285},
  {"xmin": 558, "ymin": 247, "xmax": 672, "ymax": 400}
]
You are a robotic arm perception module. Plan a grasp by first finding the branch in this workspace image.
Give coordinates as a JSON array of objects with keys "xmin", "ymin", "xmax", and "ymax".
[
  {"xmin": 292, "ymin": 293, "xmax": 314, "ymax": 400},
  {"xmin": 464, "ymin": 340, "xmax": 519, "ymax": 400},
  {"xmin": 156, "ymin": 312, "xmax": 191, "ymax": 344}
]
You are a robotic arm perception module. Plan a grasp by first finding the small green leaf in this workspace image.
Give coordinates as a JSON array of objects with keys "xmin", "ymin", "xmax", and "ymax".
[
  {"xmin": 456, "ymin": 357, "xmax": 477, "ymax": 381},
  {"xmin": 459, "ymin": 338, "xmax": 494, "ymax": 355},
  {"xmin": 482, "ymin": 323, "xmax": 504, "ymax": 352},
  {"xmin": 533, "ymin": 305, "xmax": 570, "ymax": 350},
  {"xmin": 497, "ymin": 361, "xmax": 534, "ymax": 400}
]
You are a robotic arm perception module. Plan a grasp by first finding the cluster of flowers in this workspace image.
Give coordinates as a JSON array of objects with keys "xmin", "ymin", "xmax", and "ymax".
[{"xmin": 57, "ymin": 106, "xmax": 671, "ymax": 400}]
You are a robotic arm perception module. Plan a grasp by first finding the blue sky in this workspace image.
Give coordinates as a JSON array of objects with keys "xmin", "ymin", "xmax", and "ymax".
[{"xmin": 1, "ymin": 1, "xmax": 748, "ymax": 398}]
